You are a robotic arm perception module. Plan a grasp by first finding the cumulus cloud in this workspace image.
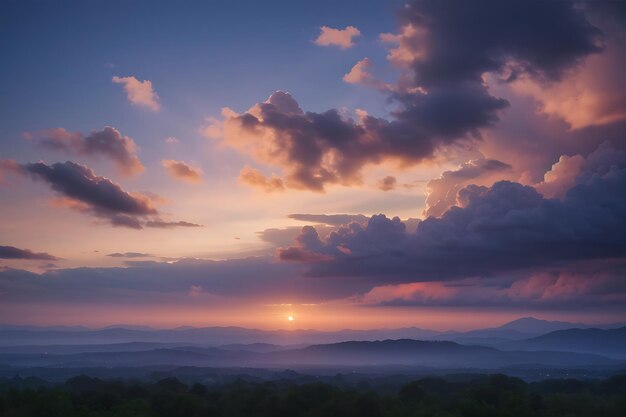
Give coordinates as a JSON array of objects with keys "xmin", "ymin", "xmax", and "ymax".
[
  {"xmin": 507, "ymin": 3, "xmax": 626, "ymax": 130},
  {"xmin": 239, "ymin": 166, "xmax": 285, "ymax": 192},
  {"xmin": 424, "ymin": 158, "xmax": 511, "ymax": 218},
  {"xmin": 208, "ymin": 2, "xmax": 602, "ymax": 192},
  {"xmin": 162, "ymin": 160, "xmax": 202, "ymax": 183},
  {"xmin": 277, "ymin": 226, "xmax": 334, "ymax": 262},
  {"xmin": 0, "ymin": 245, "xmax": 58, "ymax": 261},
  {"xmin": 534, "ymin": 155, "xmax": 585, "ymax": 199},
  {"xmin": 343, "ymin": 58, "xmax": 391, "ymax": 91},
  {"xmin": 278, "ymin": 143, "xmax": 626, "ymax": 285},
  {"xmin": 534, "ymin": 142, "xmax": 626, "ymax": 199},
  {"xmin": 314, "ymin": 25, "xmax": 360, "ymax": 49},
  {"xmin": 112, "ymin": 76, "xmax": 160, "ymax": 111},
  {"xmin": 9, "ymin": 160, "xmax": 197, "ymax": 229},
  {"xmin": 26, "ymin": 126, "xmax": 144, "ymax": 176},
  {"xmin": 210, "ymin": 90, "xmax": 503, "ymax": 192}
]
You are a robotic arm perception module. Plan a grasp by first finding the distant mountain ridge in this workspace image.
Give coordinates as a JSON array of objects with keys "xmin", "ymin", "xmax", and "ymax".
[
  {"xmin": 1, "ymin": 317, "xmax": 624, "ymax": 347},
  {"xmin": 0, "ymin": 339, "xmax": 617, "ymax": 370},
  {"xmin": 502, "ymin": 326, "xmax": 626, "ymax": 359}
]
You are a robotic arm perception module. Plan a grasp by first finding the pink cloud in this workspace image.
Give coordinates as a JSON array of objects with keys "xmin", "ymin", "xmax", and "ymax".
[
  {"xmin": 314, "ymin": 26, "xmax": 360, "ymax": 49},
  {"xmin": 162, "ymin": 160, "xmax": 202, "ymax": 183},
  {"xmin": 239, "ymin": 166, "xmax": 285, "ymax": 193},
  {"xmin": 509, "ymin": 42, "xmax": 626, "ymax": 129},
  {"xmin": 343, "ymin": 58, "xmax": 391, "ymax": 91},
  {"xmin": 534, "ymin": 154, "xmax": 585, "ymax": 199},
  {"xmin": 112, "ymin": 76, "xmax": 160, "ymax": 111}
]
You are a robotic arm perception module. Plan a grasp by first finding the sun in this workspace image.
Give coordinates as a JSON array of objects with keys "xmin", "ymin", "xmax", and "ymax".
[{"xmin": 287, "ymin": 315, "xmax": 294, "ymax": 321}]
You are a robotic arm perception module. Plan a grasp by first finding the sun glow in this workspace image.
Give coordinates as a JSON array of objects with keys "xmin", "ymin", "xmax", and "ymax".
[{"xmin": 287, "ymin": 315, "xmax": 294, "ymax": 321}]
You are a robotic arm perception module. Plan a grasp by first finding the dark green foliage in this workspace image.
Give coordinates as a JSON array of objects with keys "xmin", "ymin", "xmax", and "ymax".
[{"xmin": 0, "ymin": 373, "xmax": 624, "ymax": 417}]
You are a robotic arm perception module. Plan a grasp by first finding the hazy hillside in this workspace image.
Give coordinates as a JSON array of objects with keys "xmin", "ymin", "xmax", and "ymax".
[
  {"xmin": 503, "ymin": 327, "xmax": 626, "ymax": 359},
  {"xmin": 0, "ymin": 339, "xmax": 618, "ymax": 369},
  {"xmin": 2, "ymin": 317, "xmax": 622, "ymax": 347}
]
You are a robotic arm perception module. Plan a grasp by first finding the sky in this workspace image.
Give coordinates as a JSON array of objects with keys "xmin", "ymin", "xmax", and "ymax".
[{"xmin": 1, "ymin": 0, "xmax": 625, "ymax": 331}]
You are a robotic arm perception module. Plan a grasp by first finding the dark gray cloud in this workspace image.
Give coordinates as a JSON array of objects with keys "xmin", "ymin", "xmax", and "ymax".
[
  {"xmin": 28, "ymin": 126, "xmax": 144, "ymax": 176},
  {"xmin": 0, "ymin": 245, "xmax": 58, "ymax": 261},
  {"xmin": 280, "ymin": 144, "xmax": 626, "ymax": 283},
  {"xmin": 399, "ymin": 0, "xmax": 601, "ymax": 86},
  {"xmin": 20, "ymin": 161, "xmax": 155, "ymax": 229},
  {"xmin": 11, "ymin": 161, "xmax": 197, "ymax": 230}
]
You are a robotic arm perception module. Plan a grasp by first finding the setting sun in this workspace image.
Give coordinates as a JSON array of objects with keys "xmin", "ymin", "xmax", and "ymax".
[{"xmin": 288, "ymin": 316, "xmax": 295, "ymax": 321}]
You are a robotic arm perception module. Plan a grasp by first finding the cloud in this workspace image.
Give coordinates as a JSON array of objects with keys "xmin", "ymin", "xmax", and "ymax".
[
  {"xmin": 534, "ymin": 155, "xmax": 585, "ymax": 199},
  {"xmin": 209, "ymin": 1, "xmax": 602, "ymax": 193},
  {"xmin": 277, "ymin": 226, "xmax": 335, "ymax": 262},
  {"xmin": 288, "ymin": 213, "xmax": 369, "ymax": 226},
  {"xmin": 343, "ymin": 58, "xmax": 391, "ymax": 91},
  {"xmin": 0, "ymin": 257, "xmax": 327, "ymax": 304},
  {"xmin": 26, "ymin": 126, "xmax": 144, "ymax": 176},
  {"xmin": 239, "ymin": 166, "xmax": 285, "ymax": 192},
  {"xmin": 11, "ymin": 160, "xmax": 197, "ymax": 229},
  {"xmin": 165, "ymin": 137, "xmax": 180, "ymax": 145},
  {"xmin": 278, "ymin": 143, "xmax": 626, "ymax": 285},
  {"xmin": 392, "ymin": 0, "xmax": 601, "ymax": 83},
  {"xmin": 211, "ymin": 90, "xmax": 503, "ymax": 192},
  {"xmin": 112, "ymin": 76, "xmax": 160, "ymax": 111},
  {"xmin": 424, "ymin": 158, "xmax": 511, "ymax": 218},
  {"xmin": 0, "ymin": 245, "xmax": 58, "ymax": 261},
  {"xmin": 144, "ymin": 220, "xmax": 203, "ymax": 229},
  {"xmin": 377, "ymin": 175, "xmax": 397, "ymax": 191},
  {"xmin": 314, "ymin": 25, "xmax": 360, "ymax": 49},
  {"xmin": 358, "ymin": 262, "xmax": 626, "ymax": 309},
  {"xmin": 506, "ymin": 4, "xmax": 626, "ymax": 130},
  {"xmin": 107, "ymin": 252, "xmax": 152, "ymax": 258},
  {"xmin": 162, "ymin": 160, "xmax": 202, "ymax": 183}
]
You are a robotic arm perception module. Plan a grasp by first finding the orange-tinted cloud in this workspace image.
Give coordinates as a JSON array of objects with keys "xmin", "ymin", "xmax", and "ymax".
[
  {"xmin": 343, "ymin": 58, "xmax": 391, "ymax": 91},
  {"xmin": 162, "ymin": 160, "xmax": 202, "ymax": 183},
  {"xmin": 239, "ymin": 166, "xmax": 285, "ymax": 193},
  {"xmin": 509, "ymin": 41, "xmax": 626, "ymax": 129},
  {"xmin": 377, "ymin": 175, "xmax": 397, "ymax": 191},
  {"xmin": 112, "ymin": 76, "xmax": 160, "ymax": 111},
  {"xmin": 314, "ymin": 26, "xmax": 360, "ymax": 49}
]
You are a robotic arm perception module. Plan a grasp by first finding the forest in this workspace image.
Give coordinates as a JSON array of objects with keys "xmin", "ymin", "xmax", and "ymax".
[{"xmin": 1, "ymin": 373, "xmax": 625, "ymax": 417}]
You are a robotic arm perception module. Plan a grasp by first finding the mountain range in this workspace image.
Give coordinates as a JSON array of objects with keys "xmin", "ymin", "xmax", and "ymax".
[
  {"xmin": 1, "ymin": 317, "xmax": 624, "ymax": 347},
  {"xmin": 0, "ymin": 339, "xmax": 618, "ymax": 370},
  {"xmin": 1, "ymin": 318, "xmax": 625, "ymax": 371}
]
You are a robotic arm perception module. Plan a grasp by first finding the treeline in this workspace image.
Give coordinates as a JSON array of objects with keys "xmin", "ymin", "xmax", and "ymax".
[{"xmin": 1, "ymin": 373, "xmax": 625, "ymax": 417}]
